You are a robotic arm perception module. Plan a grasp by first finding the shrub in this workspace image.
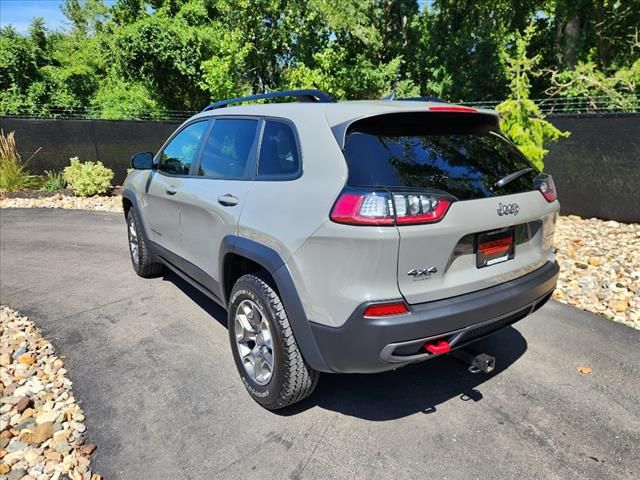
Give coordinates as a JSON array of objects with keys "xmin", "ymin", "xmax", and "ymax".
[
  {"xmin": 63, "ymin": 157, "xmax": 114, "ymax": 197},
  {"xmin": 0, "ymin": 129, "xmax": 40, "ymax": 192},
  {"xmin": 40, "ymin": 169, "xmax": 67, "ymax": 192}
]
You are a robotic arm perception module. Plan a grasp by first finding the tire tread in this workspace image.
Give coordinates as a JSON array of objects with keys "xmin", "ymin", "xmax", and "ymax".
[
  {"xmin": 127, "ymin": 208, "xmax": 163, "ymax": 278},
  {"xmin": 233, "ymin": 273, "xmax": 318, "ymax": 409}
]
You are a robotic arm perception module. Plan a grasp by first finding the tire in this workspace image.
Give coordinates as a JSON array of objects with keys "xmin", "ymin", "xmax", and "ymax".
[
  {"xmin": 126, "ymin": 208, "xmax": 163, "ymax": 278},
  {"xmin": 228, "ymin": 273, "xmax": 319, "ymax": 410}
]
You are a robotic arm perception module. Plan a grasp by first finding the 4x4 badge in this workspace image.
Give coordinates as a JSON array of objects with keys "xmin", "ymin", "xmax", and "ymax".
[
  {"xmin": 497, "ymin": 202, "xmax": 520, "ymax": 216},
  {"xmin": 408, "ymin": 267, "xmax": 438, "ymax": 278}
]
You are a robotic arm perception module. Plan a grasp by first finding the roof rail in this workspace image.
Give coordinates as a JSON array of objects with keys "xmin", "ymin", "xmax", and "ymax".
[
  {"xmin": 202, "ymin": 89, "xmax": 336, "ymax": 111},
  {"xmin": 397, "ymin": 96, "xmax": 448, "ymax": 103},
  {"xmin": 381, "ymin": 93, "xmax": 448, "ymax": 103}
]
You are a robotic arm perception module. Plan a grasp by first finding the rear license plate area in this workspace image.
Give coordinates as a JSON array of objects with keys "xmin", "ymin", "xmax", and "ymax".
[{"xmin": 476, "ymin": 229, "xmax": 515, "ymax": 268}]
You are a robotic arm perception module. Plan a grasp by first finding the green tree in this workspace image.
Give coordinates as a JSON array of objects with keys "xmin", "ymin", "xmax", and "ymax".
[
  {"xmin": 0, "ymin": 0, "xmax": 638, "ymax": 118},
  {"xmin": 496, "ymin": 26, "xmax": 570, "ymax": 170}
]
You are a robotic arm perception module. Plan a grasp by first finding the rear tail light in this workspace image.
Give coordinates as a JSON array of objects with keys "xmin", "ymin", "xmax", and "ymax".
[
  {"xmin": 329, "ymin": 191, "xmax": 394, "ymax": 225},
  {"xmin": 330, "ymin": 189, "xmax": 453, "ymax": 226},
  {"xmin": 363, "ymin": 302, "xmax": 409, "ymax": 317},
  {"xmin": 535, "ymin": 174, "xmax": 557, "ymax": 202},
  {"xmin": 393, "ymin": 193, "xmax": 451, "ymax": 224}
]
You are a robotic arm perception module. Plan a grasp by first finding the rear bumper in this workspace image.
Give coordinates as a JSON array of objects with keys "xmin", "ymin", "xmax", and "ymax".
[{"xmin": 310, "ymin": 260, "xmax": 559, "ymax": 373}]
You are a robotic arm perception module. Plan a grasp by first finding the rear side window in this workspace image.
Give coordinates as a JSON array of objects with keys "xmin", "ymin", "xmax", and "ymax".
[
  {"xmin": 159, "ymin": 121, "xmax": 208, "ymax": 175},
  {"xmin": 258, "ymin": 121, "xmax": 300, "ymax": 177},
  {"xmin": 344, "ymin": 113, "xmax": 537, "ymax": 200},
  {"xmin": 198, "ymin": 119, "xmax": 258, "ymax": 178}
]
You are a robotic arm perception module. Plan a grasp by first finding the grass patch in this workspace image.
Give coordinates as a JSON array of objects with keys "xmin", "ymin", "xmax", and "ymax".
[
  {"xmin": 0, "ymin": 130, "xmax": 41, "ymax": 192},
  {"xmin": 40, "ymin": 169, "xmax": 67, "ymax": 192}
]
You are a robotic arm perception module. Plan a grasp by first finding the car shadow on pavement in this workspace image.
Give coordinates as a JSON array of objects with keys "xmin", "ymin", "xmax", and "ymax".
[
  {"xmin": 165, "ymin": 271, "xmax": 528, "ymax": 421},
  {"xmin": 164, "ymin": 271, "xmax": 228, "ymax": 326},
  {"xmin": 290, "ymin": 327, "xmax": 527, "ymax": 420}
]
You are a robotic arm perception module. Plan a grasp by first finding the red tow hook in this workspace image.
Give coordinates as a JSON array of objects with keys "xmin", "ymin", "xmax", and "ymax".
[{"xmin": 424, "ymin": 340, "xmax": 451, "ymax": 355}]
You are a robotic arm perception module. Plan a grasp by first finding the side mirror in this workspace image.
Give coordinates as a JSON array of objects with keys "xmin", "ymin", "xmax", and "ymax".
[{"xmin": 131, "ymin": 152, "xmax": 154, "ymax": 170}]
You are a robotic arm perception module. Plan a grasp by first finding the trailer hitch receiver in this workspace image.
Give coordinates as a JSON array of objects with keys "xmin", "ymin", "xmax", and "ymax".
[{"xmin": 452, "ymin": 348, "xmax": 496, "ymax": 374}]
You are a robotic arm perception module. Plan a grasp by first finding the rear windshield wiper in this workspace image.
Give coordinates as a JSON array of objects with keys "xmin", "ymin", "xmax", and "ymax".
[{"xmin": 494, "ymin": 167, "xmax": 534, "ymax": 188}]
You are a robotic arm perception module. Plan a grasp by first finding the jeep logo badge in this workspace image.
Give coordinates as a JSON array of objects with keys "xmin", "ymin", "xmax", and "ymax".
[{"xmin": 497, "ymin": 202, "xmax": 519, "ymax": 216}]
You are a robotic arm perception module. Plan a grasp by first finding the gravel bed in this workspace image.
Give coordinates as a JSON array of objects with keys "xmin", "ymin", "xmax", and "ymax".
[
  {"xmin": 553, "ymin": 215, "xmax": 639, "ymax": 330},
  {"xmin": 1, "ymin": 188, "xmax": 122, "ymax": 200},
  {"xmin": 0, "ymin": 194, "xmax": 122, "ymax": 213},
  {"xmin": 0, "ymin": 306, "xmax": 101, "ymax": 480}
]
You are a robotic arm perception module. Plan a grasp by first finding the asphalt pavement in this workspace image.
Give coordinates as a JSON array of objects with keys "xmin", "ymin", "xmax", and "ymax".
[{"xmin": 1, "ymin": 208, "xmax": 638, "ymax": 479}]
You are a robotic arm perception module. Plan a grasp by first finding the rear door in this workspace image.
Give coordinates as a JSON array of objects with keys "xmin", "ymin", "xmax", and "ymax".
[
  {"xmin": 343, "ymin": 112, "xmax": 558, "ymax": 304},
  {"xmin": 178, "ymin": 117, "xmax": 259, "ymax": 293}
]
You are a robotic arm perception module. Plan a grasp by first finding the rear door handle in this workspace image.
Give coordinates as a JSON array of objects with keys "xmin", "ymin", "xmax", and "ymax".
[
  {"xmin": 166, "ymin": 185, "xmax": 177, "ymax": 195},
  {"xmin": 217, "ymin": 194, "xmax": 239, "ymax": 207}
]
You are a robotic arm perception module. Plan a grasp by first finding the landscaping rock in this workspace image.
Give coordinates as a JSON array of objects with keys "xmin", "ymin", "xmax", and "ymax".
[
  {"xmin": 0, "ymin": 192, "xmax": 122, "ymax": 212},
  {"xmin": 553, "ymin": 215, "xmax": 639, "ymax": 330},
  {"xmin": 7, "ymin": 468, "xmax": 27, "ymax": 480},
  {"xmin": 0, "ymin": 306, "xmax": 101, "ymax": 479},
  {"xmin": 15, "ymin": 396, "xmax": 33, "ymax": 414}
]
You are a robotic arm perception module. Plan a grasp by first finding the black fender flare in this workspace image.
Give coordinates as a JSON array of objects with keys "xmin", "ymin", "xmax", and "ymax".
[
  {"xmin": 219, "ymin": 235, "xmax": 330, "ymax": 373},
  {"xmin": 121, "ymin": 189, "xmax": 151, "ymax": 239}
]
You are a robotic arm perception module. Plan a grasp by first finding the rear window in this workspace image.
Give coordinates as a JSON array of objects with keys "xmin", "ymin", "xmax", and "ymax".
[
  {"xmin": 344, "ymin": 113, "xmax": 538, "ymax": 200},
  {"xmin": 258, "ymin": 120, "xmax": 300, "ymax": 177}
]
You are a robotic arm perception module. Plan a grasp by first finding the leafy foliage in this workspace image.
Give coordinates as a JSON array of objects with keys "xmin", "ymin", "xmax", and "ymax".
[
  {"xmin": 0, "ymin": 0, "xmax": 637, "ymax": 119},
  {"xmin": 496, "ymin": 26, "xmax": 570, "ymax": 170},
  {"xmin": 546, "ymin": 59, "xmax": 640, "ymax": 111},
  {"xmin": 63, "ymin": 157, "xmax": 114, "ymax": 196}
]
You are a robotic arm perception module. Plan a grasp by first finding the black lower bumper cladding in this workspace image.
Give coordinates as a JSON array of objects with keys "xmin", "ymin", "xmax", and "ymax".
[{"xmin": 310, "ymin": 261, "xmax": 559, "ymax": 373}]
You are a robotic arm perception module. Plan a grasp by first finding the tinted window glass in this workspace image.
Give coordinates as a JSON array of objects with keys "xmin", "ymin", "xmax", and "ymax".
[
  {"xmin": 198, "ymin": 119, "xmax": 258, "ymax": 178},
  {"xmin": 344, "ymin": 116, "xmax": 537, "ymax": 200},
  {"xmin": 258, "ymin": 121, "xmax": 300, "ymax": 176},
  {"xmin": 159, "ymin": 121, "xmax": 208, "ymax": 175}
]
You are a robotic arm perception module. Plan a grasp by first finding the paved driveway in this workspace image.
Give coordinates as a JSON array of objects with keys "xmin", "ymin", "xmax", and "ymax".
[{"xmin": 1, "ymin": 208, "xmax": 638, "ymax": 479}]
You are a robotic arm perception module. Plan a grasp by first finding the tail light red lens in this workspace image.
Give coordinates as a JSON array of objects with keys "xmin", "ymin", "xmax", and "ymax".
[
  {"xmin": 330, "ymin": 190, "xmax": 453, "ymax": 226},
  {"xmin": 535, "ymin": 174, "xmax": 557, "ymax": 202},
  {"xmin": 330, "ymin": 191, "xmax": 394, "ymax": 225},
  {"xmin": 363, "ymin": 302, "xmax": 409, "ymax": 317}
]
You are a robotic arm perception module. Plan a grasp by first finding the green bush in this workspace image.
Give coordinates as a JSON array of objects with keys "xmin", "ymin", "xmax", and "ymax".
[
  {"xmin": 62, "ymin": 157, "xmax": 114, "ymax": 197},
  {"xmin": 40, "ymin": 169, "xmax": 67, "ymax": 192},
  {"xmin": 0, "ymin": 129, "xmax": 40, "ymax": 192}
]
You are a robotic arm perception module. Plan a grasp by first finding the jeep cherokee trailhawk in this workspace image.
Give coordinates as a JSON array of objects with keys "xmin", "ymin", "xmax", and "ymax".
[{"xmin": 123, "ymin": 90, "xmax": 560, "ymax": 409}]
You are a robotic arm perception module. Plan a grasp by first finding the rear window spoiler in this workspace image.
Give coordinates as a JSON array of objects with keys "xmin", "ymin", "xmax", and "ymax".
[{"xmin": 331, "ymin": 110, "xmax": 500, "ymax": 150}]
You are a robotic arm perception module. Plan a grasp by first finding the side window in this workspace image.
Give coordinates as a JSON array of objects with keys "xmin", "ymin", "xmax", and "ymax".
[
  {"xmin": 198, "ymin": 119, "xmax": 258, "ymax": 178},
  {"xmin": 159, "ymin": 121, "xmax": 208, "ymax": 175},
  {"xmin": 258, "ymin": 121, "xmax": 300, "ymax": 177}
]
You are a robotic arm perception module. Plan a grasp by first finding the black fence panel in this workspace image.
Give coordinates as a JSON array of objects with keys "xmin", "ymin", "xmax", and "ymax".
[
  {"xmin": 0, "ymin": 118, "xmax": 180, "ymax": 185},
  {"xmin": 1, "ymin": 114, "xmax": 638, "ymax": 222},
  {"xmin": 544, "ymin": 114, "xmax": 639, "ymax": 223}
]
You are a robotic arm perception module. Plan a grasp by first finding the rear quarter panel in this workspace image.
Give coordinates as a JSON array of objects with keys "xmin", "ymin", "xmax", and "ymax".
[{"xmin": 237, "ymin": 113, "xmax": 347, "ymax": 262}]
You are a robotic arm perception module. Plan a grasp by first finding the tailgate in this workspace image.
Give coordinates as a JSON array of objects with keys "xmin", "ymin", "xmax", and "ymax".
[
  {"xmin": 396, "ymin": 191, "xmax": 558, "ymax": 304},
  {"xmin": 341, "ymin": 110, "xmax": 560, "ymax": 304}
]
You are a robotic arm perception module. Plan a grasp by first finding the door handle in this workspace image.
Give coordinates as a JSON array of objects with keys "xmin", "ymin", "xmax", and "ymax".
[
  {"xmin": 217, "ymin": 194, "xmax": 239, "ymax": 206},
  {"xmin": 166, "ymin": 185, "xmax": 177, "ymax": 195}
]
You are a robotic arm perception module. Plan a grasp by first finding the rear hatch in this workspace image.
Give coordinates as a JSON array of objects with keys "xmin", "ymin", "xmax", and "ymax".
[{"xmin": 341, "ymin": 111, "xmax": 558, "ymax": 304}]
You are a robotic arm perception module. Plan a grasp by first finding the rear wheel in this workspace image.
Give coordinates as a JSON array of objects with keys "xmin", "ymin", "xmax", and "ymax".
[
  {"xmin": 126, "ymin": 208, "xmax": 163, "ymax": 278},
  {"xmin": 228, "ymin": 273, "xmax": 318, "ymax": 410}
]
